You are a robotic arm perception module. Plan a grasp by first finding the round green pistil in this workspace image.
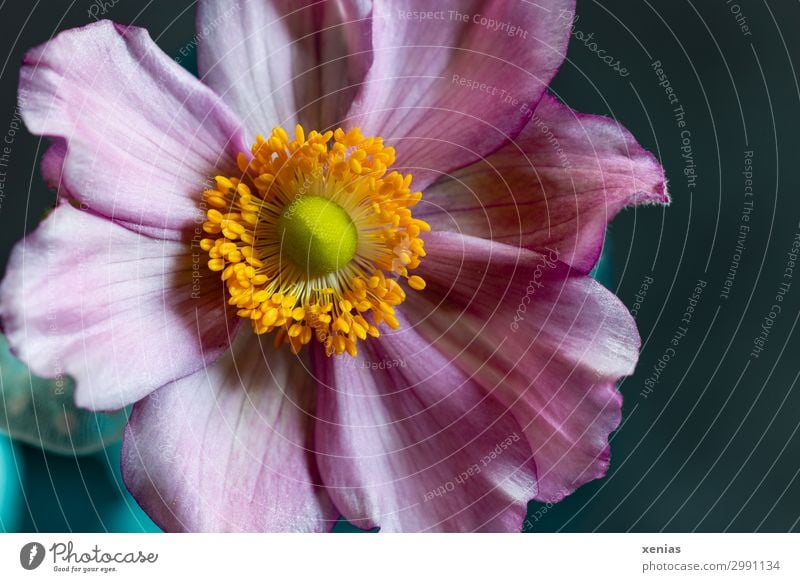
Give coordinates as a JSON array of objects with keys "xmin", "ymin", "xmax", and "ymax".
[{"xmin": 277, "ymin": 195, "xmax": 358, "ymax": 276}]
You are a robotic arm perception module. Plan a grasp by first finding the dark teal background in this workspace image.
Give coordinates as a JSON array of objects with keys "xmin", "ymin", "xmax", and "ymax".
[{"xmin": 1, "ymin": 0, "xmax": 799, "ymax": 532}]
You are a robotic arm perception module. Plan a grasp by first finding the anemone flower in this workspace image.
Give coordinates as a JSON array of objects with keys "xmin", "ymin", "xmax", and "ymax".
[{"xmin": 0, "ymin": 0, "xmax": 668, "ymax": 532}]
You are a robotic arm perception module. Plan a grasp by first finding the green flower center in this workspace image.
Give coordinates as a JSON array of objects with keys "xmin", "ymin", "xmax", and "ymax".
[{"xmin": 277, "ymin": 195, "xmax": 358, "ymax": 276}]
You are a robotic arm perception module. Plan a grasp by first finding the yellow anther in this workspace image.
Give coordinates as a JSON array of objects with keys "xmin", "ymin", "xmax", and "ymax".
[
  {"xmin": 200, "ymin": 124, "xmax": 428, "ymax": 357},
  {"xmin": 407, "ymin": 275, "xmax": 426, "ymax": 291}
]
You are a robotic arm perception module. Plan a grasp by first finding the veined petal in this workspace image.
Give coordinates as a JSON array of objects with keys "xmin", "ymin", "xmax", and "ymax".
[
  {"xmin": 312, "ymin": 320, "xmax": 537, "ymax": 532},
  {"xmin": 345, "ymin": 0, "xmax": 575, "ymax": 189},
  {"xmin": 404, "ymin": 232, "xmax": 637, "ymax": 502},
  {"xmin": 198, "ymin": 0, "xmax": 373, "ymax": 136},
  {"xmin": 20, "ymin": 20, "xmax": 248, "ymax": 240},
  {"xmin": 0, "ymin": 203, "xmax": 237, "ymax": 411},
  {"xmin": 122, "ymin": 333, "xmax": 338, "ymax": 532},
  {"xmin": 418, "ymin": 94, "xmax": 669, "ymax": 272}
]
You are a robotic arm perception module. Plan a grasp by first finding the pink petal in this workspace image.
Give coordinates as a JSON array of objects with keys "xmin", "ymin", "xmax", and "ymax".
[
  {"xmin": 122, "ymin": 333, "xmax": 338, "ymax": 532},
  {"xmin": 40, "ymin": 141, "xmax": 67, "ymax": 191},
  {"xmin": 404, "ymin": 232, "xmax": 638, "ymax": 502},
  {"xmin": 345, "ymin": 0, "xmax": 575, "ymax": 189},
  {"xmin": 0, "ymin": 203, "xmax": 236, "ymax": 411},
  {"xmin": 418, "ymin": 94, "xmax": 669, "ymax": 272},
  {"xmin": 197, "ymin": 0, "xmax": 373, "ymax": 135},
  {"xmin": 20, "ymin": 20, "xmax": 248, "ymax": 240},
  {"xmin": 312, "ymin": 322, "xmax": 537, "ymax": 532}
]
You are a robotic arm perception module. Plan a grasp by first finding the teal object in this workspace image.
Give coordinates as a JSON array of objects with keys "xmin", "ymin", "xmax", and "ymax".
[
  {"xmin": 0, "ymin": 333, "xmax": 158, "ymax": 532},
  {"xmin": 0, "ymin": 335, "xmax": 128, "ymax": 455},
  {"xmin": 14, "ymin": 441, "xmax": 159, "ymax": 532},
  {"xmin": 0, "ymin": 434, "xmax": 23, "ymax": 531}
]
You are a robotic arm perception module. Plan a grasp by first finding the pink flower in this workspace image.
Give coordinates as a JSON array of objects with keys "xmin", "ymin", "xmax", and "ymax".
[{"xmin": 0, "ymin": 0, "xmax": 667, "ymax": 532}]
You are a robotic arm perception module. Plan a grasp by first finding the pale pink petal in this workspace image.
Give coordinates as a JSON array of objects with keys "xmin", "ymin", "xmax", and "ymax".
[
  {"xmin": 404, "ymin": 232, "xmax": 638, "ymax": 502},
  {"xmin": 418, "ymin": 94, "xmax": 668, "ymax": 272},
  {"xmin": 0, "ymin": 203, "xmax": 236, "ymax": 411},
  {"xmin": 198, "ymin": 0, "xmax": 372, "ymax": 135},
  {"xmin": 20, "ymin": 20, "xmax": 248, "ymax": 240},
  {"xmin": 345, "ymin": 0, "xmax": 575, "ymax": 189},
  {"xmin": 312, "ymin": 321, "xmax": 537, "ymax": 532},
  {"xmin": 122, "ymin": 333, "xmax": 338, "ymax": 532}
]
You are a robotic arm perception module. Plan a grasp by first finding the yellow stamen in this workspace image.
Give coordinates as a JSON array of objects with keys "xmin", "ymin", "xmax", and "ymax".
[{"xmin": 200, "ymin": 125, "xmax": 429, "ymax": 357}]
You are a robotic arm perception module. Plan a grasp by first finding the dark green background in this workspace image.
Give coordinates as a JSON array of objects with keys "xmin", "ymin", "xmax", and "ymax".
[{"xmin": 0, "ymin": 0, "xmax": 798, "ymax": 532}]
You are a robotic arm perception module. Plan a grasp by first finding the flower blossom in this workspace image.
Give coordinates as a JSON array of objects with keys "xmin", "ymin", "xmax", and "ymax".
[{"xmin": 0, "ymin": 0, "xmax": 668, "ymax": 532}]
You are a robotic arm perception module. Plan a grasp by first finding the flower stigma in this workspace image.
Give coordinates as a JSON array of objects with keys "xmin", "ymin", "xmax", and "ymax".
[
  {"xmin": 276, "ymin": 195, "xmax": 358, "ymax": 277},
  {"xmin": 200, "ymin": 125, "xmax": 429, "ymax": 357}
]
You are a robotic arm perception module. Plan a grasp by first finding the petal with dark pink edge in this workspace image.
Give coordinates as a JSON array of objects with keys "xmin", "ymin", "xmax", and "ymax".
[
  {"xmin": 122, "ymin": 334, "xmax": 337, "ymax": 532},
  {"xmin": 197, "ymin": 0, "xmax": 373, "ymax": 135},
  {"xmin": 344, "ymin": 0, "xmax": 575, "ymax": 190},
  {"xmin": 418, "ymin": 94, "xmax": 669, "ymax": 272},
  {"xmin": 403, "ymin": 232, "xmax": 638, "ymax": 502},
  {"xmin": 0, "ymin": 203, "xmax": 236, "ymax": 411},
  {"xmin": 40, "ymin": 140, "xmax": 67, "ymax": 191},
  {"xmin": 312, "ymin": 322, "xmax": 537, "ymax": 532},
  {"xmin": 20, "ymin": 20, "xmax": 248, "ymax": 240}
]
